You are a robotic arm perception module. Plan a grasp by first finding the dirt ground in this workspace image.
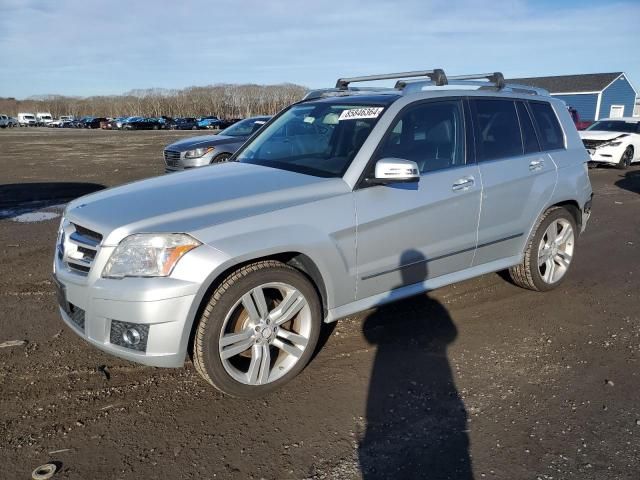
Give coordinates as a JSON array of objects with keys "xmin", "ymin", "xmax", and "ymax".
[{"xmin": 0, "ymin": 128, "xmax": 639, "ymax": 480}]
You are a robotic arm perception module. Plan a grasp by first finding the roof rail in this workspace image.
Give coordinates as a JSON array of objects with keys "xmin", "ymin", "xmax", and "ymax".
[
  {"xmin": 335, "ymin": 69, "xmax": 447, "ymax": 90},
  {"xmin": 303, "ymin": 70, "xmax": 548, "ymax": 100}
]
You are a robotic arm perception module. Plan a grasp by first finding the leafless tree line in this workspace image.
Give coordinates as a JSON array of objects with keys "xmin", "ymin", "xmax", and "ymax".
[{"xmin": 0, "ymin": 83, "xmax": 308, "ymax": 119}]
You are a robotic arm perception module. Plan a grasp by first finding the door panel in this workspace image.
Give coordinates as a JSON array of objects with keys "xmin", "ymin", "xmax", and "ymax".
[
  {"xmin": 470, "ymin": 98, "xmax": 558, "ymax": 266},
  {"xmin": 473, "ymin": 153, "xmax": 556, "ymax": 265},
  {"xmin": 354, "ymin": 164, "xmax": 481, "ymax": 300}
]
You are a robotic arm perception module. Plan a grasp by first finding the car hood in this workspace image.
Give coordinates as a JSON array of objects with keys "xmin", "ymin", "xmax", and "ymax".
[
  {"xmin": 579, "ymin": 131, "xmax": 629, "ymax": 141},
  {"xmin": 165, "ymin": 134, "xmax": 243, "ymax": 151},
  {"xmin": 65, "ymin": 162, "xmax": 349, "ymax": 246}
]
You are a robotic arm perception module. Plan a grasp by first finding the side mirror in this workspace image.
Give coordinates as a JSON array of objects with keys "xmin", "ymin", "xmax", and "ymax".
[{"xmin": 372, "ymin": 158, "xmax": 420, "ymax": 184}]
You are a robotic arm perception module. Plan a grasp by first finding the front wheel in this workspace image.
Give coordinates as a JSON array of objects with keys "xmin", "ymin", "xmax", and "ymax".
[
  {"xmin": 508, "ymin": 207, "xmax": 577, "ymax": 291},
  {"xmin": 193, "ymin": 261, "xmax": 321, "ymax": 397},
  {"xmin": 211, "ymin": 153, "xmax": 232, "ymax": 164},
  {"xmin": 618, "ymin": 146, "xmax": 633, "ymax": 170}
]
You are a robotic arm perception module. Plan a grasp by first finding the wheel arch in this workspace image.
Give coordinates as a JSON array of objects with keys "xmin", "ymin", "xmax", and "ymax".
[
  {"xmin": 183, "ymin": 251, "xmax": 329, "ymax": 359},
  {"xmin": 550, "ymin": 200, "xmax": 582, "ymax": 231}
]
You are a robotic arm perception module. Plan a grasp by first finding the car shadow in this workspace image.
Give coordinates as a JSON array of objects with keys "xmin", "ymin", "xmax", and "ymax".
[
  {"xmin": 359, "ymin": 250, "xmax": 473, "ymax": 479},
  {"xmin": 0, "ymin": 182, "xmax": 105, "ymax": 220},
  {"xmin": 614, "ymin": 168, "xmax": 640, "ymax": 194}
]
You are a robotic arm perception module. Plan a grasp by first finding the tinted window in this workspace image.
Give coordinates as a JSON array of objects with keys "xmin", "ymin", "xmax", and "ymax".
[
  {"xmin": 516, "ymin": 102, "xmax": 540, "ymax": 154},
  {"xmin": 471, "ymin": 99, "xmax": 522, "ymax": 162},
  {"xmin": 378, "ymin": 100, "xmax": 465, "ymax": 173},
  {"xmin": 529, "ymin": 102, "xmax": 564, "ymax": 150}
]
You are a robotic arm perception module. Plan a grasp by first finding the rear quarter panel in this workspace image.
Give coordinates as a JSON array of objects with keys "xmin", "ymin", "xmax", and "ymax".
[{"xmin": 547, "ymin": 99, "xmax": 593, "ymax": 211}]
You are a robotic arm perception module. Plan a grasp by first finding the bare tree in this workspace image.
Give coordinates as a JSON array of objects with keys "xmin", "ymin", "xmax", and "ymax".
[{"xmin": 0, "ymin": 83, "xmax": 308, "ymax": 119}]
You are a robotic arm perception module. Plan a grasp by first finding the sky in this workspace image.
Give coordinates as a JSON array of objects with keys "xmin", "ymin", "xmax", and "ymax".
[{"xmin": 0, "ymin": 0, "xmax": 638, "ymax": 99}]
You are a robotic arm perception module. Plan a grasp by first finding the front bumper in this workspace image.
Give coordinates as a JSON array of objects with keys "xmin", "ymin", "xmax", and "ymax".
[
  {"xmin": 57, "ymin": 287, "xmax": 195, "ymax": 367},
  {"xmin": 53, "ymin": 238, "xmax": 229, "ymax": 368},
  {"xmin": 164, "ymin": 150, "xmax": 215, "ymax": 173},
  {"xmin": 585, "ymin": 145, "xmax": 624, "ymax": 164}
]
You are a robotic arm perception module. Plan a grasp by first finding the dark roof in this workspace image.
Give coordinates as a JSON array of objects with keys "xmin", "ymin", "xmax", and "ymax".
[{"xmin": 507, "ymin": 72, "xmax": 623, "ymax": 94}]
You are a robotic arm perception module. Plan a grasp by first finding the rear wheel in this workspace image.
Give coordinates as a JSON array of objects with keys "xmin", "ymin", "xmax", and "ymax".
[
  {"xmin": 618, "ymin": 146, "xmax": 633, "ymax": 170},
  {"xmin": 193, "ymin": 261, "xmax": 321, "ymax": 397},
  {"xmin": 509, "ymin": 207, "xmax": 577, "ymax": 291}
]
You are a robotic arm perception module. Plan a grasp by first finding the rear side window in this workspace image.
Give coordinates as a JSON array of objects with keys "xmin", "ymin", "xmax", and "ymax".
[
  {"xmin": 529, "ymin": 102, "xmax": 565, "ymax": 150},
  {"xmin": 470, "ymin": 99, "xmax": 522, "ymax": 162},
  {"xmin": 378, "ymin": 100, "xmax": 465, "ymax": 173},
  {"xmin": 516, "ymin": 102, "xmax": 540, "ymax": 154}
]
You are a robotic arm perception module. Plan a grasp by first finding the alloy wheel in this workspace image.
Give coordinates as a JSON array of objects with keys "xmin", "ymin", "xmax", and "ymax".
[
  {"xmin": 218, "ymin": 282, "xmax": 311, "ymax": 386},
  {"xmin": 537, "ymin": 219, "xmax": 575, "ymax": 284}
]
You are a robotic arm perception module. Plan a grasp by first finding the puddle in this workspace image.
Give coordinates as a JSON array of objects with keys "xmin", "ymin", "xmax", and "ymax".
[
  {"xmin": 0, "ymin": 203, "xmax": 66, "ymax": 223},
  {"xmin": 12, "ymin": 211, "xmax": 61, "ymax": 223}
]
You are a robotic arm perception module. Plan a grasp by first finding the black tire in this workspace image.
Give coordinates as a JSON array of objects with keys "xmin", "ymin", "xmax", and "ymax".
[
  {"xmin": 193, "ymin": 260, "xmax": 321, "ymax": 398},
  {"xmin": 617, "ymin": 146, "xmax": 633, "ymax": 170},
  {"xmin": 508, "ymin": 206, "xmax": 578, "ymax": 292},
  {"xmin": 211, "ymin": 153, "xmax": 232, "ymax": 164}
]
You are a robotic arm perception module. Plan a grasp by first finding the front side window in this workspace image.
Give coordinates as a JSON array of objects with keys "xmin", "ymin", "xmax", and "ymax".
[
  {"xmin": 471, "ymin": 98, "xmax": 522, "ymax": 162},
  {"xmin": 237, "ymin": 103, "xmax": 385, "ymax": 177},
  {"xmin": 376, "ymin": 100, "xmax": 465, "ymax": 173},
  {"xmin": 529, "ymin": 101, "xmax": 565, "ymax": 150}
]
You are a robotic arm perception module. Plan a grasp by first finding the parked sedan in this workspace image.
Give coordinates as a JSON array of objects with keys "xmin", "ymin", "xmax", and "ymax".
[
  {"xmin": 123, "ymin": 118, "xmax": 162, "ymax": 130},
  {"xmin": 83, "ymin": 117, "xmax": 108, "ymax": 129},
  {"xmin": 163, "ymin": 116, "xmax": 270, "ymax": 173},
  {"xmin": 170, "ymin": 117, "xmax": 199, "ymax": 130},
  {"xmin": 197, "ymin": 116, "xmax": 221, "ymax": 129},
  {"xmin": 580, "ymin": 118, "xmax": 640, "ymax": 169}
]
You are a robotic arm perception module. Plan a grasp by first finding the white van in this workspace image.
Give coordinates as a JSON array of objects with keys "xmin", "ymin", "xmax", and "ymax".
[
  {"xmin": 36, "ymin": 112, "xmax": 53, "ymax": 126},
  {"xmin": 18, "ymin": 113, "xmax": 37, "ymax": 127}
]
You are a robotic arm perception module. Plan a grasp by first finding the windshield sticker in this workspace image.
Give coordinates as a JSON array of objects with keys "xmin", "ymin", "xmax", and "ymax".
[
  {"xmin": 303, "ymin": 116, "xmax": 316, "ymax": 124},
  {"xmin": 338, "ymin": 107, "xmax": 384, "ymax": 121}
]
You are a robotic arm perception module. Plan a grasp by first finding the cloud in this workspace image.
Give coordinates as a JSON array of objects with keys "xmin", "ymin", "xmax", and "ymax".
[{"xmin": 0, "ymin": 0, "xmax": 638, "ymax": 98}]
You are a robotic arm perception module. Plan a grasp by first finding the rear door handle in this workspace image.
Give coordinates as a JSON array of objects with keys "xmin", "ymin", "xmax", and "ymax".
[
  {"xmin": 452, "ymin": 176, "xmax": 475, "ymax": 192},
  {"xmin": 529, "ymin": 159, "xmax": 545, "ymax": 171}
]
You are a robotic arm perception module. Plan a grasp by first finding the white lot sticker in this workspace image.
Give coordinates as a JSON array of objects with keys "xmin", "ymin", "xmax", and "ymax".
[{"xmin": 338, "ymin": 107, "xmax": 384, "ymax": 121}]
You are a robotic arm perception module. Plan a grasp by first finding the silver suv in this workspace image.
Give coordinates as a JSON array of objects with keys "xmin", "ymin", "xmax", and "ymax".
[{"xmin": 53, "ymin": 69, "xmax": 593, "ymax": 397}]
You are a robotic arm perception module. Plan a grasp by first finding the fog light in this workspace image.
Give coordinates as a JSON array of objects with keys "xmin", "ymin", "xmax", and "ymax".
[
  {"xmin": 109, "ymin": 320, "xmax": 149, "ymax": 352},
  {"xmin": 122, "ymin": 328, "xmax": 141, "ymax": 346}
]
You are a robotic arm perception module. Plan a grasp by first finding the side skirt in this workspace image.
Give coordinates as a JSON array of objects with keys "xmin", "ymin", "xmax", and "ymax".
[{"xmin": 324, "ymin": 254, "xmax": 523, "ymax": 323}]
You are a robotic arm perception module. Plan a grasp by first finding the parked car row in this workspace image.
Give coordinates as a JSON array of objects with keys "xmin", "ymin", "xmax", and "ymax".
[{"xmin": 3, "ymin": 112, "xmax": 244, "ymax": 130}]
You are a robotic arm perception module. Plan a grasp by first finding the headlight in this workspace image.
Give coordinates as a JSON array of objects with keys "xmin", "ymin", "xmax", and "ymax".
[
  {"xmin": 102, "ymin": 233, "xmax": 201, "ymax": 278},
  {"xmin": 185, "ymin": 147, "xmax": 214, "ymax": 158},
  {"xmin": 604, "ymin": 141, "xmax": 622, "ymax": 147}
]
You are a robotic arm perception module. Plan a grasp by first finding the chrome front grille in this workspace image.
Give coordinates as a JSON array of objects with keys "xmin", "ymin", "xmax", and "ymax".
[
  {"xmin": 60, "ymin": 223, "xmax": 103, "ymax": 275},
  {"xmin": 164, "ymin": 150, "xmax": 182, "ymax": 168}
]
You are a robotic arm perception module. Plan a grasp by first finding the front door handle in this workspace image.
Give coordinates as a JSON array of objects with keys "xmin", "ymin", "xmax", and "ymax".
[
  {"xmin": 452, "ymin": 176, "xmax": 475, "ymax": 192},
  {"xmin": 529, "ymin": 159, "xmax": 545, "ymax": 171}
]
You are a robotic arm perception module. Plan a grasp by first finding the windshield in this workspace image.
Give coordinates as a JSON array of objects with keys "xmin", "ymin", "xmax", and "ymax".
[
  {"xmin": 24, "ymin": 115, "xmax": 35, "ymax": 119},
  {"xmin": 236, "ymin": 103, "xmax": 385, "ymax": 177},
  {"xmin": 587, "ymin": 120, "xmax": 639, "ymax": 133},
  {"xmin": 220, "ymin": 117, "xmax": 268, "ymax": 137}
]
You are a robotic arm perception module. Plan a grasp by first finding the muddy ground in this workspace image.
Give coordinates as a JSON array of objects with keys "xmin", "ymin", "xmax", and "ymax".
[{"xmin": 0, "ymin": 128, "xmax": 639, "ymax": 480}]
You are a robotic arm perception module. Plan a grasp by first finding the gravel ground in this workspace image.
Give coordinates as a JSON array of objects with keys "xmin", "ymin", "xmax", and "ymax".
[{"xmin": 0, "ymin": 128, "xmax": 639, "ymax": 480}]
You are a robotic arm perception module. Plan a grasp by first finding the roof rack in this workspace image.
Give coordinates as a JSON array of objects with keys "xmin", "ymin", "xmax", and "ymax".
[
  {"xmin": 336, "ymin": 69, "xmax": 448, "ymax": 90},
  {"xmin": 303, "ymin": 69, "xmax": 548, "ymax": 101}
]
